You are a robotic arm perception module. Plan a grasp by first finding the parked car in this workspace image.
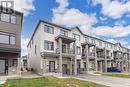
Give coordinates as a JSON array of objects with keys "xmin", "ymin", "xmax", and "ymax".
[{"xmin": 107, "ymin": 67, "xmax": 122, "ymax": 72}]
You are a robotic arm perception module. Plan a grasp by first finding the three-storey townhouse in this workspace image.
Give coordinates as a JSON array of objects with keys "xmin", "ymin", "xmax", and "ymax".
[
  {"xmin": 0, "ymin": 6, "xmax": 23, "ymax": 75},
  {"xmin": 27, "ymin": 20, "xmax": 130, "ymax": 76}
]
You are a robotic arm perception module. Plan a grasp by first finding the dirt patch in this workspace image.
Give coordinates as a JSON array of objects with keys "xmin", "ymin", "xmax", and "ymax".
[{"xmin": 64, "ymin": 84, "xmax": 79, "ymax": 87}]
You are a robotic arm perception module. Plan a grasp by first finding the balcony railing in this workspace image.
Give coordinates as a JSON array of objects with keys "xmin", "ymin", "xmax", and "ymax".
[{"xmin": 56, "ymin": 48, "xmax": 74, "ymax": 54}]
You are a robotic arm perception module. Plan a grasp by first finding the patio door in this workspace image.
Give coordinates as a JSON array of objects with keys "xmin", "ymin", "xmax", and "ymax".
[
  {"xmin": 62, "ymin": 44, "xmax": 66, "ymax": 53},
  {"xmin": 0, "ymin": 60, "xmax": 5, "ymax": 74},
  {"xmin": 62, "ymin": 64, "xmax": 67, "ymax": 74},
  {"xmin": 49, "ymin": 61, "xmax": 55, "ymax": 72}
]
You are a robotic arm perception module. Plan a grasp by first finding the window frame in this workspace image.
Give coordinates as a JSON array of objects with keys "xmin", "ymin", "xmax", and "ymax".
[
  {"xmin": 44, "ymin": 40, "xmax": 54, "ymax": 51},
  {"xmin": 73, "ymin": 33, "xmax": 80, "ymax": 41},
  {"xmin": 60, "ymin": 30, "xmax": 68, "ymax": 37},
  {"xmin": 0, "ymin": 31, "xmax": 16, "ymax": 45},
  {"xmin": 76, "ymin": 46, "xmax": 81, "ymax": 55},
  {"xmin": 44, "ymin": 25, "xmax": 54, "ymax": 34}
]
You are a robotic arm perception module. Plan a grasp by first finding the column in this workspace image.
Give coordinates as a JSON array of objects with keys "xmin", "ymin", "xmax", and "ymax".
[
  {"xmin": 70, "ymin": 58, "xmax": 72, "ymax": 75},
  {"xmin": 100, "ymin": 61, "xmax": 103, "ymax": 72},
  {"xmin": 17, "ymin": 57, "xmax": 21, "ymax": 77},
  {"xmin": 74, "ymin": 42, "xmax": 77, "ymax": 75},
  {"xmin": 94, "ymin": 46, "xmax": 98, "ymax": 71},
  {"xmin": 42, "ymin": 56, "xmax": 46, "ymax": 75},
  {"xmin": 85, "ymin": 44, "xmax": 89, "ymax": 73},
  {"xmin": 59, "ymin": 38, "xmax": 62, "ymax": 75},
  {"xmin": 104, "ymin": 48, "xmax": 107, "ymax": 72}
]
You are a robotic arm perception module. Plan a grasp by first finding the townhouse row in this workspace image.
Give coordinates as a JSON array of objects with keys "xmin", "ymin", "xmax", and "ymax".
[{"xmin": 27, "ymin": 20, "xmax": 130, "ymax": 75}]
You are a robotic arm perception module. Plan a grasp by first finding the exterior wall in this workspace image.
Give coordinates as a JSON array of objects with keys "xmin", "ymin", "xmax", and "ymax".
[{"xmin": 0, "ymin": 14, "xmax": 22, "ymax": 50}]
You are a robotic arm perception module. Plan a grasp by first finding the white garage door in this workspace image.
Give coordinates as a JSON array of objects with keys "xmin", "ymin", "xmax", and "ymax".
[{"xmin": 0, "ymin": 60, "xmax": 5, "ymax": 74}]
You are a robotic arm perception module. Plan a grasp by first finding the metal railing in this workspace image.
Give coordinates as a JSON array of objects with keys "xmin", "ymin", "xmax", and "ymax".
[{"xmin": 56, "ymin": 48, "xmax": 74, "ymax": 54}]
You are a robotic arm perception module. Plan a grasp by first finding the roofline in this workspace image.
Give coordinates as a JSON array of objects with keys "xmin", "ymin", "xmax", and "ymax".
[{"xmin": 27, "ymin": 20, "xmax": 130, "ymax": 50}]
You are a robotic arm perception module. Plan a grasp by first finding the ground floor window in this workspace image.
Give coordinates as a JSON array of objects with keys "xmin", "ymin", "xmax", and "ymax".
[
  {"xmin": 49, "ymin": 61, "xmax": 55, "ymax": 72},
  {"xmin": 12, "ymin": 59, "xmax": 17, "ymax": 67}
]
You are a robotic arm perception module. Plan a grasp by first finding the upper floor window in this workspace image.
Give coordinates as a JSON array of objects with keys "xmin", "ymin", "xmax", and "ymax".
[
  {"xmin": 0, "ymin": 32, "xmax": 16, "ymax": 45},
  {"xmin": 99, "ymin": 41, "xmax": 102, "ymax": 46},
  {"xmin": 73, "ymin": 33, "xmax": 80, "ymax": 41},
  {"xmin": 44, "ymin": 25, "xmax": 54, "ymax": 34},
  {"xmin": 60, "ymin": 30, "xmax": 68, "ymax": 37},
  {"xmin": 0, "ymin": 13, "xmax": 16, "ymax": 24},
  {"xmin": 91, "ymin": 39, "xmax": 95, "ymax": 44},
  {"xmin": 44, "ymin": 40, "xmax": 54, "ymax": 51},
  {"xmin": 84, "ymin": 37, "xmax": 89, "ymax": 42},
  {"xmin": 76, "ymin": 47, "xmax": 81, "ymax": 55}
]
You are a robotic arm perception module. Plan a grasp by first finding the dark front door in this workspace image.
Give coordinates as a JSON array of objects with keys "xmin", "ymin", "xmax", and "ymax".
[
  {"xmin": 62, "ymin": 64, "xmax": 67, "ymax": 74},
  {"xmin": 49, "ymin": 61, "xmax": 55, "ymax": 72},
  {"xmin": 0, "ymin": 59, "xmax": 5, "ymax": 75}
]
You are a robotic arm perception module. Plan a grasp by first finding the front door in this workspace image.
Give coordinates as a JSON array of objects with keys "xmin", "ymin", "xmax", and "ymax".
[
  {"xmin": 62, "ymin": 64, "xmax": 67, "ymax": 74},
  {"xmin": 49, "ymin": 61, "xmax": 55, "ymax": 72},
  {"xmin": 0, "ymin": 60, "xmax": 5, "ymax": 74}
]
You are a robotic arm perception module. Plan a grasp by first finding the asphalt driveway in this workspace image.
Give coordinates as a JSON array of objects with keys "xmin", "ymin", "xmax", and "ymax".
[{"xmin": 74, "ymin": 74, "xmax": 130, "ymax": 87}]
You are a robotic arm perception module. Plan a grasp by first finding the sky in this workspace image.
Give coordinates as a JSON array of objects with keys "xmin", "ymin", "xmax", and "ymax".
[{"xmin": 13, "ymin": 0, "xmax": 130, "ymax": 56}]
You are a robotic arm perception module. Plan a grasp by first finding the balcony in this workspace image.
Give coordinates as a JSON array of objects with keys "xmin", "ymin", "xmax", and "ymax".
[{"xmin": 56, "ymin": 48, "xmax": 75, "ymax": 57}]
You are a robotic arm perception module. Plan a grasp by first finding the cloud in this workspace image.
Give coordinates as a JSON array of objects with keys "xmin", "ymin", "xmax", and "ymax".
[
  {"xmin": 14, "ymin": 0, "xmax": 35, "ymax": 16},
  {"xmin": 92, "ymin": 25, "xmax": 130, "ymax": 38},
  {"xmin": 115, "ymin": 20, "xmax": 126, "ymax": 26},
  {"xmin": 21, "ymin": 36, "xmax": 30, "ymax": 56},
  {"xmin": 92, "ymin": 0, "xmax": 130, "ymax": 19},
  {"xmin": 107, "ymin": 39, "xmax": 128, "ymax": 46},
  {"xmin": 52, "ymin": 0, "xmax": 97, "ymax": 35}
]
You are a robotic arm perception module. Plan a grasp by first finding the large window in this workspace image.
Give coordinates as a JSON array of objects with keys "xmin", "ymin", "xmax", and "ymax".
[
  {"xmin": 44, "ymin": 40, "xmax": 54, "ymax": 50},
  {"xmin": 0, "ymin": 32, "xmax": 16, "ymax": 45},
  {"xmin": 44, "ymin": 25, "xmax": 54, "ymax": 34},
  {"xmin": 0, "ymin": 13, "xmax": 16, "ymax": 24},
  {"xmin": 73, "ymin": 33, "xmax": 80, "ymax": 41},
  {"xmin": 84, "ymin": 37, "xmax": 89, "ymax": 42},
  {"xmin": 60, "ymin": 30, "xmax": 68, "ymax": 37},
  {"xmin": 76, "ymin": 47, "xmax": 81, "ymax": 55}
]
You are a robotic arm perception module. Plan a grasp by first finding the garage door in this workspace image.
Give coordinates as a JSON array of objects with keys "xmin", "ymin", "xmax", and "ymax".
[{"xmin": 0, "ymin": 60, "xmax": 5, "ymax": 74}]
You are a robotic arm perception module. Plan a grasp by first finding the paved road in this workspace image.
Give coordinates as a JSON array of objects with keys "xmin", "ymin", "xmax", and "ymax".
[{"xmin": 74, "ymin": 74, "xmax": 130, "ymax": 87}]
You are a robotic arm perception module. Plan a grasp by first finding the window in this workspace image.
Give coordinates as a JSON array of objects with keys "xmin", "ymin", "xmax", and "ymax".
[
  {"xmin": 0, "ymin": 13, "xmax": 17, "ymax": 24},
  {"xmin": 35, "ymin": 45, "xmax": 36, "ymax": 54},
  {"xmin": 10, "ymin": 36, "xmax": 16, "ymax": 45},
  {"xmin": 12, "ymin": 59, "xmax": 17, "ymax": 67},
  {"xmin": 44, "ymin": 25, "xmax": 54, "ymax": 34},
  {"xmin": 0, "ymin": 32, "xmax": 16, "ymax": 44},
  {"xmin": 91, "ymin": 39, "xmax": 95, "ymax": 44},
  {"xmin": 44, "ymin": 40, "xmax": 54, "ymax": 50},
  {"xmin": 99, "ymin": 41, "xmax": 102, "ymax": 46},
  {"xmin": 76, "ymin": 47, "xmax": 81, "ymax": 55},
  {"xmin": 10, "ymin": 15, "xmax": 16, "ymax": 24},
  {"xmin": 73, "ymin": 33, "xmax": 80, "ymax": 41},
  {"xmin": 60, "ymin": 30, "xmax": 68, "ymax": 37},
  {"xmin": 84, "ymin": 37, "xmax": 89, "ymax": 42},
  {"xmin": 1, "ymin": 13, "xmax": 10, "ymax": 22}
]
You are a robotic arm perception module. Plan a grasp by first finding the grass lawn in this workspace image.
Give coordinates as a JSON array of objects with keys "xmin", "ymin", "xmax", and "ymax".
[
  {"xmin": 0, "ymin": 76, "xmax": 108, "ymax": 87},
  {"xmin": 102, "ymin": 73, "xmax": 130, "ymax": 78}
]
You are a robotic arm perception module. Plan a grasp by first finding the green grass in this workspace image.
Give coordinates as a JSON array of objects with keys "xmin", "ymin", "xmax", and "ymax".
[
  {"xmin": 102, "ymin": 73, "xmax": 130, "ymax": 78},
  {"xmin": 0, "ymin": 76, "xmax": 108, "ymax": 87}
]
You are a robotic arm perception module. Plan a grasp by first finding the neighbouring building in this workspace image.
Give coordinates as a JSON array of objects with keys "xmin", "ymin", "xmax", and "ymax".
[
  {"xmin": 27, "ymin": 20, "xmax": 130, "ymax": 76},
  {"xmin": 21, "ymin": 55, "xmax": 28, "ymax": 69},
  {"xmin": 0, "ymin": 7, "xmax": 23, "ymax": 75}
]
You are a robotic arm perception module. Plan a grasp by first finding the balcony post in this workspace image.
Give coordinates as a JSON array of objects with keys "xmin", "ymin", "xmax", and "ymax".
[
  {"xmin": 17, "ymin": 57, "xmax": 21, "ymax": 77},
  {"xmin": 42, "ymin": 56, "xmax": 46, "ymax": 75},
  {"xmin": 85, "ymin": 44, "xmax": 89, "ymax": 73},
  {"xmin": 94, "ymin": 46, "xmax": 97, "ymax": 71},
  {"xmin": 104, "ymin": 48, "xmax": 107, "ymax": 72},
  {"xmin": 59, "ymin": 38, "xmax": 62, "ymax": 75},
  {"xmin": 70, "ymin": 58, "xmax": 73, "ymax": 75},
  {"xmin": 74, "ymin": 41, "xmax": 77, "ymax": 75}
]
